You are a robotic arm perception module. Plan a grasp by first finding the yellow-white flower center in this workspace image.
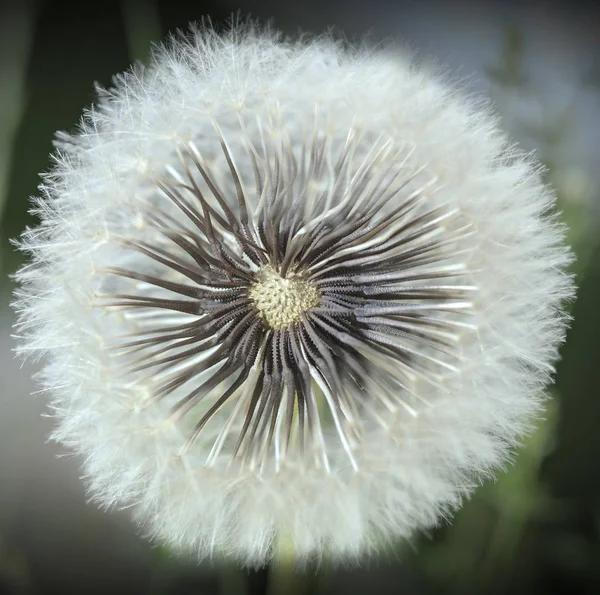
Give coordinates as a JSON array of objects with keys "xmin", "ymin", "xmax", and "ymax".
[{"xmin": 248, "ymin": 265, "xmax": 321, "ymax": 329}]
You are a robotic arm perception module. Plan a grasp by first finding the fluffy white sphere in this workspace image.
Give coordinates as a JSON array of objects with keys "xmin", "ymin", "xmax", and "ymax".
[{"xmin": 13, "ymin": 22, "xmax": 574, "ymax": 567}]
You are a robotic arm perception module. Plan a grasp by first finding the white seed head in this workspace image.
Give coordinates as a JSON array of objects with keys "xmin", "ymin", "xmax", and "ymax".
[{"xmin": 12, "ymin": 21, "xmax": 575, "ymax": 567}]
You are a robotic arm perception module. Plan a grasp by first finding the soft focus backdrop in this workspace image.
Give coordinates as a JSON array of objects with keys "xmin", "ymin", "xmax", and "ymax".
[{"xmin": 1, "ymin": 1, "xmax": 599, "ymax": 593}]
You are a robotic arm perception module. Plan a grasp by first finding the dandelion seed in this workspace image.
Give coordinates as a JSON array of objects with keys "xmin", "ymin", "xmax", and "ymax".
[{"xmin": 12, "ymin": 21, "xmax": 574, "ymax": 567}]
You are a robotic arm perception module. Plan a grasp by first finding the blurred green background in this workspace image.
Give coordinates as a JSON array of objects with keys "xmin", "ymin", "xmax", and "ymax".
[{"xmin": 1, "ymin": 0, "xmax": 599, "ymax": 593}]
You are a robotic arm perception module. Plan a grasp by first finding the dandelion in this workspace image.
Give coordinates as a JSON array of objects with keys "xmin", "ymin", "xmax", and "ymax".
[{"xmin": 12, "ymin": 22, "xmax": 574, "ymax": 567}]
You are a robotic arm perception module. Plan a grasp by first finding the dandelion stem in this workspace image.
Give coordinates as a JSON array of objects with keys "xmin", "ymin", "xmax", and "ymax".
[{"xmin": 265, "ymin": 535, "xmax": 314, "ymax": 595}]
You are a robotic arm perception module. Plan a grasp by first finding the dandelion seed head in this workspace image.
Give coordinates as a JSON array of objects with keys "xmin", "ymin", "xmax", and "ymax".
[{"xmin": 12, "ymin": 20, "xmax": 575, "ymax": 567}]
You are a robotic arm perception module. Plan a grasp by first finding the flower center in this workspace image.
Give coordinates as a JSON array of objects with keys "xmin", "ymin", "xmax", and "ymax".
[{"xmin": 248, "ymin": 265, "xmax": 321, "ymax": 329}]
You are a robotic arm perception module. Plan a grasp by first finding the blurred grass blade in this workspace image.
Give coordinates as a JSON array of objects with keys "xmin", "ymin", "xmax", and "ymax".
[
  {"xmin": 0, "ymin": 1, "xmax": 36, "ymax": 227},
  {"xmin": 121, "ymin": 0, "xmax": 162, "ymax": 64}
]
